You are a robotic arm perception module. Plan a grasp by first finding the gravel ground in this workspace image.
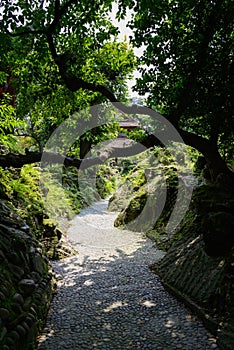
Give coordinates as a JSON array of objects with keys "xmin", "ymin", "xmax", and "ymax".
[{"xmin": 37, "ymin": 199, "xmax": 219, "ymax": 350}]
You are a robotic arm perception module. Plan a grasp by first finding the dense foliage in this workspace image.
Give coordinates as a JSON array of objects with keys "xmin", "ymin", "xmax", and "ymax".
[
  {"xmin": 0, "ymin": 0, "xmax": 233, "ymax": 181},
  {"xmin": 0, "ymin": 0, "xmax": 233, "ymax": 230},
  {"xmin": 118, "ymin": 0, "xmax": 233, "ymax": 181},
  {"xmin": 0, "ymin": 0, "xmax": 135, "ymax": 153},
  {"xmin": 0, "ymin": 0, "xmax": 135, "ymax": 229}
]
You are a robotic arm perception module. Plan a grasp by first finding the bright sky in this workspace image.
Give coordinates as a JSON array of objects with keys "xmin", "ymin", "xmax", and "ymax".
[{"xmin": 110, "ymin": 3, "xmax": 145, "ymax": 99}]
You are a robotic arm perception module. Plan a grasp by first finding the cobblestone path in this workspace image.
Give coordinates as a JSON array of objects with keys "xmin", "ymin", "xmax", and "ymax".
[{"xmin": 37, "ymin": 199, "xmax": 219, "ymax": 350}]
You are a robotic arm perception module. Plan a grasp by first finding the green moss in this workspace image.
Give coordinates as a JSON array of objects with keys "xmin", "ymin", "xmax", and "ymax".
[
  {"xmin": 114, "ymin": 187, "xmax": 147, "ymax": 230},
  {"xmin": 108, "ymin": 166, "xmax": 147, "ymax": 212},
  {"xmin": 96, "ymin": 165, "xmax": 120, "ymax": 199},
  {"xmin": 125, "ymin": 167, "xmax": 146, "ymax": 190}
]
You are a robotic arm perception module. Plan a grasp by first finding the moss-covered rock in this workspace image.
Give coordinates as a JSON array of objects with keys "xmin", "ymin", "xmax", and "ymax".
[
  {"xmin": 111, "ymin": 163, "xmax": 181, "ymax": 238},
  {"xmin": 96, "ymin": 165, "xmax": 120, "ymax": 199},
  {"xmin": 108, "ymin": 167, "xmax": 146, "ymax": 213},
  {"xmin": 114, "ymin": 187, "xmax": 147, "ymax": 230}
]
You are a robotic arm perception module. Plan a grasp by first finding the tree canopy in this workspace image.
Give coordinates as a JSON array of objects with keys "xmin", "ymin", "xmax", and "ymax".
[
  {"xmin": 120, "ymin": 0, "xmax": 233, "ymax": 180},
  {"xmin": 0, "ymin": 0, "xmax": 136, "ymax": 156},
  {"xmin": 0, "ymin": 0, "xmax": 233, "ymax": 183},
  {"xmin": 132, "ymin": 0, "xmax": 232, "ymax": 143}
]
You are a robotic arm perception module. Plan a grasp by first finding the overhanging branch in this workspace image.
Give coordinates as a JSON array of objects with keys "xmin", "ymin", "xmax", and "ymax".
[
  {"xmin": 0, "ymin": 143, "xmax": 148, "ymax": 170},
  {"xmin": 7, "ymin": 29, "xmax": 46, "ymax": 37},
  {"xmin": 0, "ymin": 128, "xmax": 232, "ymax": 181}
]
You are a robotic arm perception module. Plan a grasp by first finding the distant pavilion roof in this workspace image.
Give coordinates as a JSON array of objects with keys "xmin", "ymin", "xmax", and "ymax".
[
  {"xmin": 119, "ymin": 116, "xmax": 139, "ymax": 129},
  {"xmin": 103, "ymin": 137, "xmax": 136, "ymax": 149},
  {"xmin": 99, "ymin": 117, "xmax": 140, "ymax": 150}
]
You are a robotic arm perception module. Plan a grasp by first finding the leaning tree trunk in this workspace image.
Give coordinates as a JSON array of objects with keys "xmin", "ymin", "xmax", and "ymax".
[
  {"xmin": 79, "ymin": 135, "xmax": 92, "ymax": 160},
  {"xmin": 203, "ymin": 144, "xmax": 232, "ymax": 183},
  {"xmin": 179, "ymin": 129, "xmax": 233, "ymax": 185}
]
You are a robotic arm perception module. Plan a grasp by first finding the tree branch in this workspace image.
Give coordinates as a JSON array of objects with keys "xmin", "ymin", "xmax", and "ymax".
[
  {"xmin": 0, "ymin": 151, "xmax": 84, "ymax": 169},
  {"xmin": 5, "ymin": 0, "xmax": 77, "ymax": 38},
  {"xmin": 1, "ymin": 126, "xmax": 232, "ymax": 182},
  {"xmin": 0, "ymin": 130, "xmax": 206, "ymax": 170},
  {"xmin": 178, "ymin": 128, "xmax": 233, "ymax": 179},
  {"xmin": 48, "ymin": 0, "xmax": 77, "ymax": 33},
  {"xmin": 54, "ymin": 0, "xmax": 60, "ymax": 17},
  {"xmin": 1, "ymin": 0, "xmax": 231, "ymax": 183},
  {"xmin": 6, "ymin": 29, "xmax": 46, "ymax": 37},
  {"xmin": 0, "ymin": 131, "xmax": 220, "ymax": 171},
  {"xmin": 47, "ymin": 32, "xmax": 59, "ymax": 61},
  {"xmin": 3, "ymin": 0, "xmax": 133, "ymax": 114},
  {"xmin": 0, "ymin": 144, "xmax": 147, "ymax": 170}
]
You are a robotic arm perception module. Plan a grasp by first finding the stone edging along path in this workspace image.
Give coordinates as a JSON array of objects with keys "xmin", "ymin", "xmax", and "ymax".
[{"xmin": 36, "ymin": 199, "xmax": 219, "ymax": 350}]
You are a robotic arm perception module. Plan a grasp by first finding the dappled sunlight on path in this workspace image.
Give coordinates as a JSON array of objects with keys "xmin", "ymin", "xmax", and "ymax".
[{"xmin": 37, "ymin": 199, "xmax": 218, "ymax": 350}]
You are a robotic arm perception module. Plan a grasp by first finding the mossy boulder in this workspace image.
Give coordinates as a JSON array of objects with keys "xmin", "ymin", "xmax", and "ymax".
[
  {"xmin": 112, "ymin": 165, "xmax": 180, "ymax": 238},
  {"xmin": 108, "ymin": 167, "xmax": 146, "ymax": 212},
  {"xmin": 114, "ymin": 188, "xmax": 147, "ymax": 230}
]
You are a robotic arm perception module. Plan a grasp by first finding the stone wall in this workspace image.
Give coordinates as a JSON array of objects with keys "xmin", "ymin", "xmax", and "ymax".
[
  {"xmin": 0, "ymin": 201, "xmax": 55, "ymax": 350},
  {"xmin": 110, "ymin": 175, "xmax": 234, "ymax": 350},
  {"xmin": 150, "ymin": 185, "xmax": 234, "ymax": 350}
]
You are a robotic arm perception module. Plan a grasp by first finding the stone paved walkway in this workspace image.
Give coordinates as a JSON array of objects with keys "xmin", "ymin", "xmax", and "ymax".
[{"xmin": 37, "ymin": 199, "xmax": 219, "ymax": 350}]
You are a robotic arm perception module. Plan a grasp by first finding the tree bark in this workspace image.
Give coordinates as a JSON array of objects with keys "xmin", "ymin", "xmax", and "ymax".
[
  {"xmin": 179, "ymin": 129, "xmax": 233, "ymax": 183},
  {"xmin": 0, "ymin": 144, "xmax": 147, "ymax": 170},
  {"xmin": 79, "ymin": 136, "xmax": 92, "ymax": 159},
  {"xmin": 1, "ymin": 127, "xmax": 233, "ymax": 185}
]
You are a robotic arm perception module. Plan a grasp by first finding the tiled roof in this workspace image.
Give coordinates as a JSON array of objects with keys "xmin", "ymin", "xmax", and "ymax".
[
  {"xmin": 103, "ymin": 137, "xmax": 136, "ymax": 148},
  {"xmin": 119, "ymin": 116, "xmax": 139, "ymax": 128}
]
